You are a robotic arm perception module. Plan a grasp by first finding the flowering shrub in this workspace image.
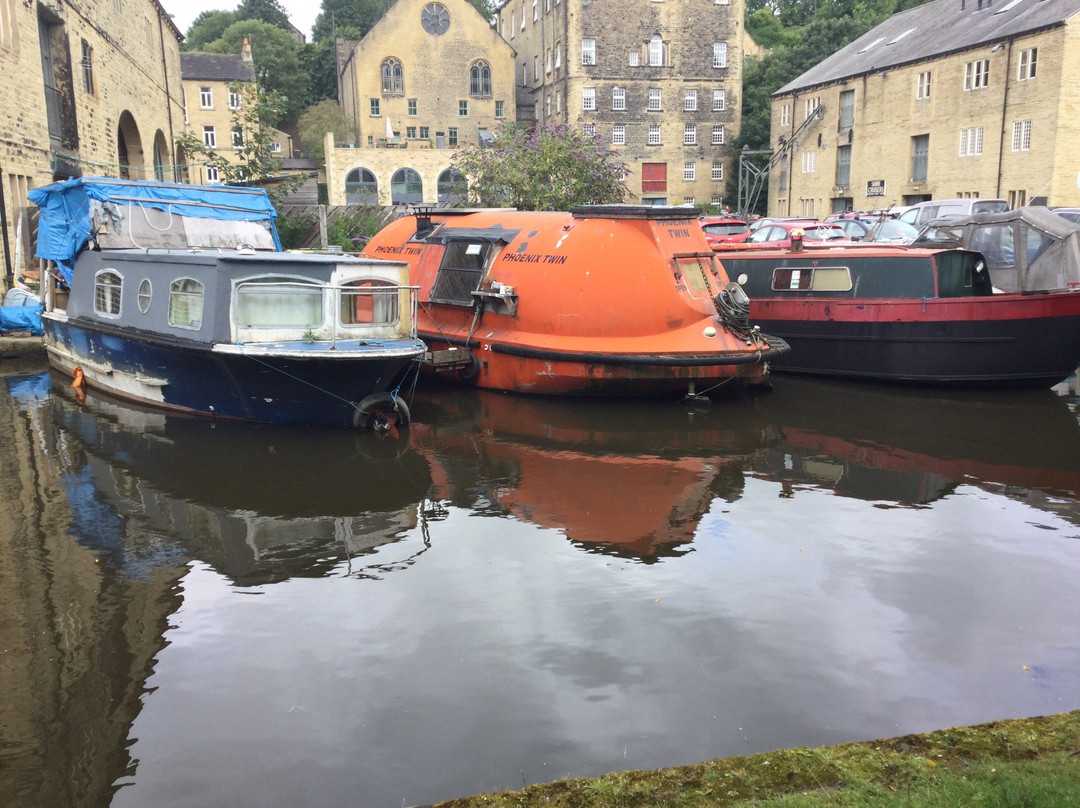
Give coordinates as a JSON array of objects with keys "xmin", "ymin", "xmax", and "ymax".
[{"xmin": 451, "ymin": 123, "xmax": 630, "ymax": 211}]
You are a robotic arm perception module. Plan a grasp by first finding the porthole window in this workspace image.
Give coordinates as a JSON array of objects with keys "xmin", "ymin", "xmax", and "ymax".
[
  {"xmin": 138, "ymin": 279, "xmax": 152, "ymax": 313},
  {"xmin": 94, "ymin": 270, "xmax": 123, "ymax": 317}
]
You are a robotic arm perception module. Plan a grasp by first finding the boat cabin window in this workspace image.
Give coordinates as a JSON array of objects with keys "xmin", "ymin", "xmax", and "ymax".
[
  {"xmin": 771, "ymin": 266, "xmax": 852, "ymax": 292},
  {"xmin": 169, "ymin": 278, "xmax": 205, "ymax": 330},
  {"xmin": 676, "ymin": 256, "xmax": 717, "ymax": 298},
  {"xmin": 341, "ymin": 279, "xmax": 399, "ymax": 326},
  {"xmin": 235, "ymin": 278, "xmax": 323, "ymax": 328},
  {"xmin": 970, "ymin": 225, "xmax": 1015, "ymax": 270},
  {"xmin": 137, "ymin": 279, "xmax": 152, "ymax": 314},
  {"xmin": 94, "ymin": 270, "xmax": 123, "ymax": 317},
  {"xmin": 430, "ymin": 241, "xmax": 491, "ymax": 305},
  {"xmin": 935, "ymin": 251, "xmax": 994, "ymax": 297}
]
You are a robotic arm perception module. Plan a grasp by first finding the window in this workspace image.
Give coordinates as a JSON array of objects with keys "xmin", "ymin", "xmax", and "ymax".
[
  {"xmin": 684, "ymin": 197, "xmax": 696, "ymax": 205},
  {"xmin": 711, "ymin": 125, "xmax": 724, "ymax": 145},
  {"xmin": 911, "ymin": 134, "xmax": 929, "ymax": 181},
  {"xmin": 200, "ymin": 86, "xmax": 212, "ymax": 108},
  {"xmin": 780, "ymin": 104, "xmax": 790, "ymax": 127},
  {"xmin": 94, "ymin": 270, "xmax": 122, "ymax": 316},
  {"xmin": 81, "ymin": 40, "xmax": 94, "ymax": 94},
  {"xmin": 771, "ymin": 266, "xmax": 852, "ymax": 292},
  {"xmin": 205, "ymin": 166, "xmax": 219, "ymax": 183},
  {"xmin": 169, "ymin": 278, "xmax": 205, "ymax": 329},
  {"xmin": 520, "ymin": 3, "xmax": 525, "ymax": 29},
  {"xmin": 612, "ymin": 124, "xmax": 625, "ymax": 145},
  {"xmin": 202, "ymin": 126, "xmax": 216, "ymax": 147},
  {"xmin": 713, "ymin": 89, "xmax": 725, "ymax": 111},
  {"xmin": 804, "ymin": 97, "xmax": 820, "ymax": 120},
  {"xmin": 839, "ymin": 89, "xmax": 854, "ymax": 129},
  {"xmin": 684, "ymin": 161, "xmax": 695, "ymax": 181},
  {"xmin": 438, "ymin": 168, "xmax": 467, "ymax": 203},
  {"xmin": 448, "ymin": 127, "xmax": 458, "ymax": 147},
  {"xmin": 495, "ymin": 100, "xmax": 505, "ymax": 119},
  {"xmin": 1018, "ymin": 47, "xmax": 1037, "ymax": 80},
  {"xmin": 431, "ymin": 241, "xmax": 492, "ymax": 304},
  {"xmin": 236, "ymin": 278, "xmax": 318, "ymax": 329},
  {"xmin": 420, "ymin": 126, "xmax": 429, "ymax": 139},
  {"xmin": 555, "ymin": 43, "xmax": 561, "ymax": 69},
  {"xmin": 532, "ymin": 0, "xmax": 537, "ymax": 21},
  {"xmin": 391, "ymin": 167, "xmax": 423, "ymax": 204},
  {"xmin": 959, "ymin": 127, "xmax": 983, "ymax": 156},
  {"xmin": 1008, "ymin": 189, "xmax": 1027, "ymax": 208},
  {"xmin": 231, "ymin": 126, "xmax": 243, "ymax": 148},
  {"xmin": 711, "ymin": 161, "xmax": 723, "ymax": 181},
  {"xmin": 648, "ymin": 88, "xmax": 662, "ymax": 111},
  {"xmin": 684, "ymin": 90, "xmax": 697, "ymax": 111},
  {"xmin": 225, "ymin": 91, "xmax": 240, "ymax": 110},
  {"xmin": 917, "ymin": 71, "xmax": 931, "ymax": 100},
  {"xmin": 964, "ymin": 59, "xmax": 989, "ymax": 90},
  {"xmin": 613, "ymin": 86, "xmax": 625, "ymax": 110},
  {"xmin": 533, "ymin": 56, "xmax": 539, "ymax": 80},
  {"xmin": 406, "ymin": 126, "xmax": 416, "ymax": 139},
  {"xmin": 545, "ymin": 94, "xmax": 551, "ymax": 117},
  {"xmin": 370, "ymin": 98, "xmax": 380, "ymax": 116},
  {"xmin": 836, "ymin": 144, "xmax": 851, "ymax": 186},
  {"xmin": 684, "ymin": 124, "xmax": 697, "ymax": 145},
  {"xmin": 341, "ymin": 279, "xmax": 399, "ymax": 326},
  {"xmin": 712, "ymin": 42, "xmax": 727, "ymax": 68},
  {"xmin": 137, "ymin": 279, "xmax": 152, "ymax": 313},
  {"xmin": 649, "ymin": 35, "xmax": 664, "ymax": 66},
  {"xmin": 582, "ymin": 123, "xmax": 596, "ymax": 137},
  {"xmin": 583, "ymin": 86, "xmax": 595, "ymax": 111},
  {"xmin": 1012, "ymin": 120, "xmax": 1031, "ymax": 151},
  {"xmin": 345, "ymin": 167, "xmax": 378, "ymax": 204},
  {"xmin": 801, "ymin": 151, "xmax": 816, "ymax": 173},
  {"xmin": 271, "ymin": 142, "xmax": 282, "ymax": 153},
  {"xmin": 408, "ymin": 98, "xmax": 418, "ymax": 116},
  {"xmin": 470, "ymin": 61, "xmax": 492, "ymax": 97},
  {"xmin": 582, "ymin": 38, "xmax": 595, "ymax": 65},
  {"xmin": 628, "ymin": 51, "xmax": 639, "ymax": 67},
  {"xmin": 381, "ymin": 58, "xmax": 403, "ymax": 94},
  {"xmin": 555, "ymin": 91, "xmax": 561, "ymax": 113},
  {"xmin": 545, "ymin": 48, "xmax": 551, "ymax": 74},
  {"xmin": 458, "ymin": 100, "xmax": 469, "ymax": 116},
  {"xmin": 648, "ymin": 123, "xmax": 661, "ymax": 145}
]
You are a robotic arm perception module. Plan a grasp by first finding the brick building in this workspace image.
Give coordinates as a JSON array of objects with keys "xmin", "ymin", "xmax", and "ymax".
[
  {"xmin": 0, "ymin": 0, "xmax": 184, "ymax": 286},
  {"xmin": 768, "ymin": 0, "xmax": 1080, "ymax": 217},
  {"xmin": 494, "ymin": 0, "xmax": 747, "ymax": 207},
  {"xmin": 326, "ymin": 0, "xmax": 516, "ymax": 205},
  {"xmin": 180, "ymin": 42, "xmax": 292, "ymax": 186}
]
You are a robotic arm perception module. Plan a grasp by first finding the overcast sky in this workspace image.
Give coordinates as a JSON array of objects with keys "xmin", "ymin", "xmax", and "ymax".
[{"xmin": 165, "ymin": 1, "xmax": 319, "ymax": 40}]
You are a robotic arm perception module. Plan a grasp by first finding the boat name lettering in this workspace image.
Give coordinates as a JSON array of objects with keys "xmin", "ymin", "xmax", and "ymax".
[
  {"xmin": 372, "ymin": 245, "xmax": 424, "ymax": 256},
  {"xmin": 666, "ymin": 227, "xmax": 693, "ymax": 238},
  {"xmin": 501, "ymin": 252, "xmax": 568, "ymax": 264}
]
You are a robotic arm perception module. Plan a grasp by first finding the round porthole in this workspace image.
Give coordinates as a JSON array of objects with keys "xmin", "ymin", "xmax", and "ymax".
[{"xmin": 138, "ymin": 278, "xmax": 152, "ymax": 313}]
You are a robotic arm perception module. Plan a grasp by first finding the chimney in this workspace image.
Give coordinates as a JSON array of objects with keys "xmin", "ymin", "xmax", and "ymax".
[{"xmin": 242, "ymin": 37, "xmax": 253, "ymax": 63}]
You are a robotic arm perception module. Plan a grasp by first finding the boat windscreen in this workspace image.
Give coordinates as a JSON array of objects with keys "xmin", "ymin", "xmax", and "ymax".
[
  {"xmin": 935, "ymin": 251, "xmax": 994, "ymax": 297},
  {"xmin": 430, "ymin": 242, "xmax": 491, "ymax": 304}
]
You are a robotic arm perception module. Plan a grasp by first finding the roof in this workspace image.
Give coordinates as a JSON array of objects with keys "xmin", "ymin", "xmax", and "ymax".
[
  {"xmin": 775, "ymin": 0, "xmax": 1080, "ymax": 96},
  {"xmin": 180, "ymin": 52, "xmax": 256, "ymax": 82}
]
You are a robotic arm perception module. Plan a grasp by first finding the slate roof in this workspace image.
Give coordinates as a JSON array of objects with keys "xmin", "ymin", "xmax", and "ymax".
[
  {"xmin": 775, "ymin": 0, "xmax": 1080, "ymax": 96},
  {"xmin": 180, "ymin": 52, "xmax": 256, "ymax": 82}
]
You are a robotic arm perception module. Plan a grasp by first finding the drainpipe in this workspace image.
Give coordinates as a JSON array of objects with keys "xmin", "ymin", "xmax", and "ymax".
[
  {"xmin": 157, "ymin": 13, "xmax": 177, "ymax": 180},
  {"xmin": 0, "ymin": 164, "xmax": 12, "ymax": 287},
  {"xmin": 995, "ymin": 38, "xmax": 1013, "ymax": 200}
]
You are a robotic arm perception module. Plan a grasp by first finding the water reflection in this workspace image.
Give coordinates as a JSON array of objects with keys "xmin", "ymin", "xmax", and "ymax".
[{"xmin": 3, "ymin": 365, "xmax": 1080, "ymax": 808}]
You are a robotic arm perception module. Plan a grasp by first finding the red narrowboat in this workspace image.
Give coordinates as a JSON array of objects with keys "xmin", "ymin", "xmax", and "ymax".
[
  {"xmin": 362, "ymin": 206, "xmax": 790, "ymax": 398},
  {"xmin": 718, "ymin": 244, "xmax": 1080, "ymax": 387}
]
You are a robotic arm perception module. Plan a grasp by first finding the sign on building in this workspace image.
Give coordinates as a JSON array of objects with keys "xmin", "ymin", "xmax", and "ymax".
[{"xmin": 866, "ymin": 179, "xmax": 886, "ymax": 197}]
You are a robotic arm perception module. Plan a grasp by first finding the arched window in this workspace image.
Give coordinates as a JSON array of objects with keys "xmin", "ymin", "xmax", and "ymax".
[
  {"xmin": 391, "ymin": 168, "xmax": 423, "ymax": 204},
  {"xmin": 169, "ymin": 278, "xmax": 205, "ymax": 329},
  {"xmin": 470, "ymin": 61, "xmax": 492, "ymax": 97},
  {"xmin": 438, "ymin": 168, "xmax": 467, "ymax": 203},
  {"xmin": 381, "ymin": 58, "xmax": 404, "ymax": 95},
  {"xmin": 94, "ymin": 270, "xmax": 123, "ymax": 316},
  {"xmin": 649, "ymin": 35, "xmax": 664, "ymax": 66},
  {"xmin": 345, "ymin": 168, "xmax": 378, "ymax": 205}
]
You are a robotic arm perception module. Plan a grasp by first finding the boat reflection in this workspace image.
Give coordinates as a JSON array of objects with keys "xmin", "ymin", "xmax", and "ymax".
[{"xmin": 46, "ymin": 372, "xmax": 434, "ymax": 584}]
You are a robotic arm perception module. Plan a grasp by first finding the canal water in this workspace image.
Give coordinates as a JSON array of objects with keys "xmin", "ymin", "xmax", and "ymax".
[{"xmin": 2, "ymin": 359, "xmax": 1079, "ymax": 808}]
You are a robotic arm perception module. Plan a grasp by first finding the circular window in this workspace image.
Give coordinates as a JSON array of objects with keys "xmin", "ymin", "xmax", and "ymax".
[
  {"xmin": 138, "ymin": 279, "xmax": 152, "ymax": 313},
  {"xmin": 420, "ymin": 2, "xmax": 450, "ymax": 35}
]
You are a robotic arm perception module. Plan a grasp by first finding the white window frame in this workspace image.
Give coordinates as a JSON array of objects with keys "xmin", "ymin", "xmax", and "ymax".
[
  {"xmin": 684, "ymin": 162, "xmax": 695, "ymax": 181},
  {"xmin": 801, "ymin": 151, "xmax": 817, "ymax": 173},
  {"xmin": 612, "ymin": 86, "xmax": 626, "ymax": 110},
  {"xmin": 612, "ymin": 124, "xmax": 626, "ymax": 145},
  {"xmin": 959, "ymin": 126, "xmax": 984, "ymax": 156},
  {"xmin": 199, "ymin": 86, "xmax": 212, "ymax": 108},
  {"xmin": 684, "ymin": 89, "xmax": 697, "ymax": 111},
  {"xmin": 711, "ymin": 125, "xmax": 725, "ymax": 145},
  {"xmin": 1012, "ymin": 120, "xmax": 1031, "ymax": 151},
  {"xmin": 684, "ymin": 124, "xmax": 697, "ymax": 145},
  {"xmin": 582, "ymin": 38, "xmax": 596, "ymax": 66},
  {"xmin": 649, "ymin": 35, "xmax": 664, "ymax": 66},
  {"xmin": 628, "ymin": 51, "xmax": 639, "ymax": 67},
  {"xmin": 780, "ymin": 104, "xmax": 790, "ymax": 127},
  {"xmin": 1018, "ymin": 47, "xmax": 1037, "ymax": 81},
  {"xmin": 229, "ymin": 90, "xmax": 242, "ymax": 110},
  {"xmin": 712, "ymin": 161, "xmax": 724, "ymax": 181},
  {"xmin": 712, "ymin": 42, "xmax": 727, "ymax": 68},
  {"xmin": 648, "ymin": 123, "xmax": 661, "ymax": 145},
  {"xmin": 582, "ymin": 86, "xmax": 595, "ymax": 111},
  {"xmin": 712, "ymin": 89, "xmax": 725, "ymax": 111},
  {"xmin": 648, "ymin": 87, "xmax": 662, "ymax": 111},
  {"xmin": 964, "ymin": 59, "xmax": 989, "ymax": 91},
  {"xmin": 203, "ymin": 126, "xmax": 216, "ymax": 148},
  {"xmin": 916, "ymin": 71, "xmax": 931, "ymax": 100}
]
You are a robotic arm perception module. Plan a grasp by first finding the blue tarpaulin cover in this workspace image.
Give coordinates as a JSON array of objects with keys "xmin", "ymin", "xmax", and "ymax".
[
  {"xmin": 0, "ymin": 305, "xmax": 43, "ymax": 335},
  {"xmin": 28, "ymin": 177, "xmax": 281, "ymax": 283}
]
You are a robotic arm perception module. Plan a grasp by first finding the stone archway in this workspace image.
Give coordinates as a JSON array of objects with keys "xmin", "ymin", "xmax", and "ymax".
[
  {"xmin": 152, "ymin": 130, "xmax": 170, "ymax": 181},
  {"xmin": 117, "ymin": 111, "xmax": 144, "ymax": 179}
]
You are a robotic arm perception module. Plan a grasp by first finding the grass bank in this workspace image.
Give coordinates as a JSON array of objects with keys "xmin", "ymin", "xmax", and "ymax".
[{"xmin": 432, "ymin": 710, "xmax": 1080, "ymax": 807}]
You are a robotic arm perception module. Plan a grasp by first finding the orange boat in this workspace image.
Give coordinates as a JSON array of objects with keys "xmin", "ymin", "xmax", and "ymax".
[{"xmin": 362, "ymin": 205, "xmax": 790, "ymax": 397}]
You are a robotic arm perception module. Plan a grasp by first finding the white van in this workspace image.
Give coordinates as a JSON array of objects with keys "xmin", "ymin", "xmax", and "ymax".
[{"xmin": 899, "ymin": 198, "xmax": 1009, "ymax": 227}]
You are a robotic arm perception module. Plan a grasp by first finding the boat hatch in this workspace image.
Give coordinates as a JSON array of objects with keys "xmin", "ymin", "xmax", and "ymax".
[
  {"xmin": 674, "ymin": 255, "xmax": 719, "ymax": 299},
  {"xmin": 431, "ymin": 241, "xmax": 494, "ymax": 305},
  {"xmin": 771, "ymin": 266, "xmax": 853, "ymax": 292}
]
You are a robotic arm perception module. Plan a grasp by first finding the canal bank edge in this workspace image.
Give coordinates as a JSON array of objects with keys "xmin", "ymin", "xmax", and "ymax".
[
  {"xmin": 427, "ymin": 710, "xmax": 1080, "ymax": 808},
  {"xmin": 0, "ymin": 334, "xmax": 45, "ymax": 360}
]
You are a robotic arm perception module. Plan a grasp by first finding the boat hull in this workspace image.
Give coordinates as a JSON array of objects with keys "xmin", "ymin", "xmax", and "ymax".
[
  {"xmin": 43, "ymin": 315, "xmax": 424, "ymax": 427},
  {"xmin": 750, "ymin": 293, "xmax": 1080, "ymax": 386}
]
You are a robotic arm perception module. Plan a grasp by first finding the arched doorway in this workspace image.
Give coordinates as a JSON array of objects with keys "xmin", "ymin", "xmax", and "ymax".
[
  {"xmin": 117, "ymin": 111, "xmax": 144, "ymax": 179},
  {"xmin": 152, "ymin": 130, "xmax": 169, "ymax": 181},
  {"xmin": 391, "ymin": 168, "xmax": 423, "ymax": 205},
  {"xmin": 345, "ymin": 168, "xmax": 378, "ymax": 205},
  {"xmin": 437, "ymin": 168, "xmax": 467, "ymax": 203}
]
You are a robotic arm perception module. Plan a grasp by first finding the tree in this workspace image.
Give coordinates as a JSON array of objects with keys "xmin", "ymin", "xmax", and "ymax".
[
  {"xmin": 312, "ymin": 0, "xmax": 392, "ymax": 42},
  {"xmin": 451, "ymin": 124, "xmax": 630, "ymax": 211},
  {"xmin": 177, "ymin": 85, "xmax": 302, "ymax": 203},
  {"xmin": 236, "ymin": 0, "xmax": 293, "ymax": 29},
  {"xmin": 209, "ymin": 20, "xmax": 309, "ymax": 121},
  {"xmin": 182, "ymin": 10, "xmax": 238, "ymax": 51},
  {"xmin": 297, "ymin": 99, "xmax": 350, "ymax": 162}
]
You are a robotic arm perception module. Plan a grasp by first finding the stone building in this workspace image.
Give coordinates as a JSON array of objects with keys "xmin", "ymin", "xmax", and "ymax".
[
  {"xmin": 180, "ymin": 42, "xmax": 293, "ymax": 186},
  {"xmin": 326, "ymin": 0, "xmax": 516, "ymax": 205},
  {"xmin": 0, "ymin": 0, "xmax": 185, "ymax": 286},
  {"xmin": 768, "ymin": 0, "xmax": 1080, "ymax": 217},
  {"xmin": 494, "ymin": 0, "xmax": 747, "ymax": 208}
]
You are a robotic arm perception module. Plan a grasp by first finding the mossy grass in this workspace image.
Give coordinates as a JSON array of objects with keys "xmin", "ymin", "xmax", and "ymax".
[{"xmin": 431, "ymin": 710, "xmax": 1080, "ymax": 808}]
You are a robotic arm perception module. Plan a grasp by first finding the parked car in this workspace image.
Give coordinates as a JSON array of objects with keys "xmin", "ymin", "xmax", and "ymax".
[
  {"xmin": 831, "ymin": 216, "xmax": 919, "ymax": 243},
  {"xmin": 1052, "ymin": 207, "xmax": 1080, "ymax": 225},
  {"xmin": 898, "ymin": 198, "xmax": 1008, "ymax": 227},
  {"xmin": 743, "ymin": 220, "xmax": 849, "ymax": 249},
  {"xmin": 699, "ymin": 216, "xmax": 750, "ymax": 246},
  {"xmin": 746, "ymin": 216, "xmax": 818, "ymax": 233}
]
